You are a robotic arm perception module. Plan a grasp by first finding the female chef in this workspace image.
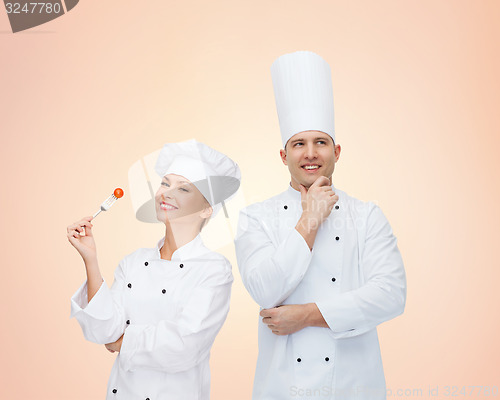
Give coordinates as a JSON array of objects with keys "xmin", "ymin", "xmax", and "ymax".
[{"xmin": 68, "ymin": 139, "xmax": 240, "ymax": 400}]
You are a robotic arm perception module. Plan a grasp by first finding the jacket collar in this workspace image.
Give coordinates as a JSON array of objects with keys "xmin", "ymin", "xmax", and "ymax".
[{"xmin": 153, "ymin": 233, "xmax": 207, "ymax": 261}]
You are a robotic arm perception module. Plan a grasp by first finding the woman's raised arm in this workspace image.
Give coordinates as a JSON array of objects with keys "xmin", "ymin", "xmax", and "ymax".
[{"xmin": 67, "ymin": 216, "xmax": 103, "ymax": 301}]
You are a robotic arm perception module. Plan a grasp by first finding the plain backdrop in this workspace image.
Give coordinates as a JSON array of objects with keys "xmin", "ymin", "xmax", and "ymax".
[{"xmin": 1, "ymin": 1, "xmax": 499, "ymax": 399}]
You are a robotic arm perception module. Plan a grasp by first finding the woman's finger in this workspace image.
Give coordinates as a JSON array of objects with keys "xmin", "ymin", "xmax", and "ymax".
[
  {"xmin": 67, "ymin": 224, "xmax": 83, "ymax": 234},
  {"xmin": 67, "ymin": 234, "xmax": 80, "ymax": 244},
  {"xmin": 69, "ymin": 228, "xmax": 83, "ymax": 239},
  {"xmin": 67, "ymin": 217, "xmax": 93, "ymax": 232},
  {"xmin": 66, "ymin": 229, "xmax": 78, "ymax": 238},
  {"xmin": 79, "ymin": 219, "xmax": 93, "ymax": 227},
  {"xmin": 67, "ymin": 223, "xmax": 80, "ymax": 233},
  {"xmin": 67, "ymin": 221, "xmax": 93, "ymax": 238},
  {"xmin": 83, "ymin": 224, "xmax": 93, "ymax": 237}
]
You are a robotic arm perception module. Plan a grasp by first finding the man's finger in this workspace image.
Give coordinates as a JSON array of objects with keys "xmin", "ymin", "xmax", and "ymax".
[
  {"xmin": 260, "ymin": 308, "xmax": 273, "ymax": 317},
  {"xmin": 310, "ymin": 176, "xmax": 330, "ymax": 188}
]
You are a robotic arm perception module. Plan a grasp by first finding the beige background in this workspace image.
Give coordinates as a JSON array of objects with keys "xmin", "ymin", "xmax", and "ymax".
[{"xmin": 1, "ymin": 0, "xmax": 499, "ymax": 398}]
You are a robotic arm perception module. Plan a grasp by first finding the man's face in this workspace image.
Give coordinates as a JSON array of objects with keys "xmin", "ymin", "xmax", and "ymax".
[{"xmin": 280, "ymin": 130, "xmax": 341, "ymax": 189}]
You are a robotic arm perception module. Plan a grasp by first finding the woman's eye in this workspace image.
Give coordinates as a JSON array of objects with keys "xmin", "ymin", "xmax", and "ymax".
[
  {"xmin": 161, "ymin": 182, "xmax": 169, "ymax": 187},
  {"xmin": 179, "ymin": 187, "xmax": 189, "ymax": 192}
]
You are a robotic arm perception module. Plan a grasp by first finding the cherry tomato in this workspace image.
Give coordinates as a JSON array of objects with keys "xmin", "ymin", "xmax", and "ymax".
[{"xmin": 114, "ymin": 188, "xmax": 124, "ymax": 198}]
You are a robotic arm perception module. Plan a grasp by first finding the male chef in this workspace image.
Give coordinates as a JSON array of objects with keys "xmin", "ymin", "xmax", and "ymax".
[{"xmin": 234, "ymin": 51, "xmax": 407, "ymax": 400}]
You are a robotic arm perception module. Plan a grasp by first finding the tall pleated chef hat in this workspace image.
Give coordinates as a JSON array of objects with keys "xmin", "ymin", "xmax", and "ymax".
[
  {"xmin": 128, "ymin": 139, "xmax": 240, "ymax": 223},
  {"xmin": 271, "ymin": 51, "xmax": 335, "ymax": 148}
]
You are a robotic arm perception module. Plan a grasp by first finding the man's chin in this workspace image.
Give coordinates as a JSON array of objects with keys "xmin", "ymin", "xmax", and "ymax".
[
  {"xmin": 298, "ymin": 178, "xmax": 316, "ymax": 189},
  {"xmin": 299, "ymin": 175, "xmax": 331, "ymax": 188}
]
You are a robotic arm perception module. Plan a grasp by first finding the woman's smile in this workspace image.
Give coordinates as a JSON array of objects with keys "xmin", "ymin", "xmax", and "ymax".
[{"xmin": 160, "ymin": 201, "xmax": 178, "ymax": 211}]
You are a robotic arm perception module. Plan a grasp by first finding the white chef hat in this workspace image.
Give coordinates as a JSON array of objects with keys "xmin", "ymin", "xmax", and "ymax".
[
  {"xmin": 271, "ymin": 50, "xmax": 335, "ymax": 148},
  {"xmin": 128, "ymin": 139, "xmax": 240, "ymax": 223}
]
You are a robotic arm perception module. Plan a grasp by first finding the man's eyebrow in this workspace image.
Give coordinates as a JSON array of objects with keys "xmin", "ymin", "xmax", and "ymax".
[{"xmin": 289, "ymin": 137, "xmax": 331, "ymax": 144}]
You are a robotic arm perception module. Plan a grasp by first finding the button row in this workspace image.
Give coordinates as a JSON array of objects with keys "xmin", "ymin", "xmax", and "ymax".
[
  {"xmin": 296, "ymin": 357, "xmax": 331, "ymax": 362},
  {"xmin": 143, "ymin": 261, "xmax": 184, "ymax": 268},
  {"xmin": 126, "ymin": 285, "xmax": 167, "ymax": 293},
  {"xmin": 124, "ymin": 286, "xmax": 168, "ymax": 323},
  {"xmin": 281, "ymin": 206, "xmax": 341, "ymax": 242},
  {"xmin": 111, "ymin": 389, "xmax": 150, "ymax": 399}
]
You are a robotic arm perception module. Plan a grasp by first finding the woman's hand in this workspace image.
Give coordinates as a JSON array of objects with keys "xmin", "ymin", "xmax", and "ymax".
[
  {"xmin": 67, "ymin": 216, "xmax": 97, "ymax": 262},
  {"xmin": 105, "ymin": 334, "xmax": 124, "ymax": 353}
]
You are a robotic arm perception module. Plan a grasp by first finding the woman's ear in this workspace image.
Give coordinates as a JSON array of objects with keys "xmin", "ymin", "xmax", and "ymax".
[
  {"xmin": 199, "ymin": 205, "xmax": 213, "ymax": 231},
  {"xmin": 200, "ymin": 205, "xmax": 213, "ymax": 219}
]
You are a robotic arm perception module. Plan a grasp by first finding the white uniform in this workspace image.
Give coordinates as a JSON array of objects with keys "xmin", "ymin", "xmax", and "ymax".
[
  {"xmin": 235, "ymin": 185, "xmax": 406, "ymax": 400},
  {"xmin": 71, "ymin": 234, "xmax": 233, "ymax": 400}
]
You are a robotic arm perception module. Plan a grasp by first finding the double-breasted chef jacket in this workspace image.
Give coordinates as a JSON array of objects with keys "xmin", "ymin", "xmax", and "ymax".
[
  {"xmin": 71, "ymin": 234, "xmax": 233, "ymax": 400},
  {"xmin": 235, "ymin": 184, "xmax": 407, "ymax": 400}
]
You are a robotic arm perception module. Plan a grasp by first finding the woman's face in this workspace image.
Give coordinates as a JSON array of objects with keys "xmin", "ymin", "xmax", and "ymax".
[{"xmin": 155, "ymin": 174, "xmax": 212, "ymax": 225}]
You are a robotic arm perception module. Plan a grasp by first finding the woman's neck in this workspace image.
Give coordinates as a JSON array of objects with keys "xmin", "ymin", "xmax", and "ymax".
[{"xmin": 160, "ymin": 221, "xmax": 199, "ymax": 261}]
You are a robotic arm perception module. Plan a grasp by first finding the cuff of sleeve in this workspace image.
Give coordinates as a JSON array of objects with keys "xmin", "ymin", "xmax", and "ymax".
[
  {"xmin": 316, "ymin": 292, "xmax": 366, "ymax": 334},
  {"xmin": 70, "ymin": 279, "xmax": 114, "ymax": 320}
]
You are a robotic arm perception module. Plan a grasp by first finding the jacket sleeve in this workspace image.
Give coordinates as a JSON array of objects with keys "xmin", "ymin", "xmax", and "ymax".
[
  {"xmin": 70, "ymin": 259, "xmax": 127, "ymax": 344},
  {"xmin": 315, "ymin": 203, "xmax": 407, "ymax": 339},
  {"xmin": 118, "ymin": 259, "xmax": 233, "ymax": 374},
  {"xmin": 234, "ymin": 205, "xmax": 313, "ymax": 309}
]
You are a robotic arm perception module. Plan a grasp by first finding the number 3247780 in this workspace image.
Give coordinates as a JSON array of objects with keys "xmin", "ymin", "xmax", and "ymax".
[{"xmin": 5, "ymin": 3, "xmax": 62, "ymax": 14}]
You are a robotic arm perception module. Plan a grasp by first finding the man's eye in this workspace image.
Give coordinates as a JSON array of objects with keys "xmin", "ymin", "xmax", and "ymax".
[
  {"xmin": 294, "ymin": 142, "xmax": 303, "ymax": 147},
  {"xmin": 317, "ymin": 140, "xmax": 326, "ymax": 145}
]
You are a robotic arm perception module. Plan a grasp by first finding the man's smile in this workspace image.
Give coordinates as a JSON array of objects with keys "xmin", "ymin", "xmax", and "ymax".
[{"xmin": 301, "ymin": 163, "xmax": 321, "ymax": 172}]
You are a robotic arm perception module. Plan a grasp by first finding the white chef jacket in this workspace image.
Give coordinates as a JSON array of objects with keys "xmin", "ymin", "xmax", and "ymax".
[
  {"xmin": 70, "ymin": 234, "xmax": 233, "ymax": 400},
  {"xmin": 235, "ymin": 184, "xmax": 406, "ymax": 400}
]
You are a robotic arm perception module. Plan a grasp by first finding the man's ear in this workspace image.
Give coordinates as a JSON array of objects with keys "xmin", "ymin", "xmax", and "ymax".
[
  {"xmin": 280, "ymin": 148, "xmax": 287, "ymax": 165},
  {"xmin": 334, "ymin": 144, "xmax": 341, "ymax": 162}
]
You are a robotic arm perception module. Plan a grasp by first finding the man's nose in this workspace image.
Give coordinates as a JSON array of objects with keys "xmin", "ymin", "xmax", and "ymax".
[{"xmin": 304, "ymin": 144, "xmax": 317, "ymax": 159}]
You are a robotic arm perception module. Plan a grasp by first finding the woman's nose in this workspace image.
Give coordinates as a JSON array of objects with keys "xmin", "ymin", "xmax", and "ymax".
[{"xmin": 162, "ymin": 188, "xmax": 174, "ymax": 199}]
